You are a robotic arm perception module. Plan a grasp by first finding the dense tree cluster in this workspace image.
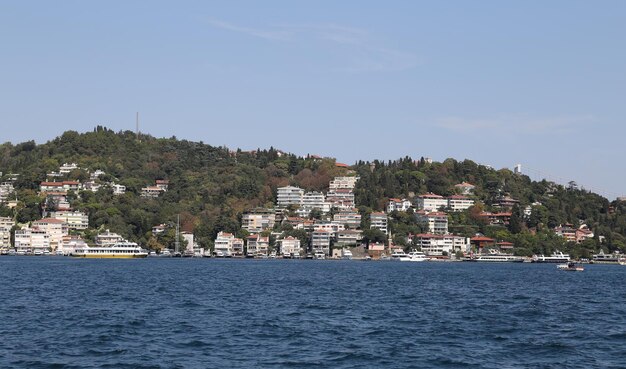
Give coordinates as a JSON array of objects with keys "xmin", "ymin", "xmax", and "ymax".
[{"xmin": 1, "ymin": 129, "xmax": 624, "ymax": 258}]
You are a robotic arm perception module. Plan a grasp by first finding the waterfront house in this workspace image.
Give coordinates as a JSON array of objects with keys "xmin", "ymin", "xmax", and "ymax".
[
  {"xmin": 247, "ymin": 234, "xmax": 269, "ymax": 257},
  {"xmin": 311, "ymin": 229, "xmax": 332, "ymax": 256},
  {"xmin": 413, "ymin": 233, "xmax": 470, "ymax": 256},
  {"xmin": 278, "ymin": 236, "xmax": 301, "ymax": 256},
  {"xmin": 32, "ymin": 218, "xmax": 68, "ymax": 251}
]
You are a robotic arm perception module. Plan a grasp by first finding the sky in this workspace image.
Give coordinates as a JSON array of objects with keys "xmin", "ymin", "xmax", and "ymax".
[{"xmin": 1, "ymin": 1, "xmax": 625, "ymax": 198}]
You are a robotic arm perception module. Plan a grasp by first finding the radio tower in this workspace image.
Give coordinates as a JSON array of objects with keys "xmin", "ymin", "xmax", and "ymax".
[{"xmin": 136, "ymin": 112, "xmax": 140, "ymax": 142}]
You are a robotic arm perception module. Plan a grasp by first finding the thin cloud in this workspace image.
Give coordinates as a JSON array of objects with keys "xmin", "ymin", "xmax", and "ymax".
[
  {"xmin": 435, "ymin": 115, "xmax": 595, "ymax": 135},
  {"xmin": 206, "ymin": 19, "xmax": 418, "ymax": 72}
]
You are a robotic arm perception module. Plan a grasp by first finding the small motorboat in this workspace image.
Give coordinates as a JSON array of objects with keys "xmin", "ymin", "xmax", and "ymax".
[{"xmin": 557, "ymin": 262, "xmax": 584, "ymax": 271}]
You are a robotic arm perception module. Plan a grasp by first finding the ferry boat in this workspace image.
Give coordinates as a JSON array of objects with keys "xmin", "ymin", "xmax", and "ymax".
[
  {"xmin": 532, "ymin": 251, "xmax": 570, "ymax": 263},
  {"xmin": 474, "ymin": 250, "xmax": 523, "ymax": 262},
  {"xmin": 590, "ymin": 250, "xmax": 621, "ymax": 264},
  {"xmin": 71, "ymin": 242, "xmax": 148, "ymax": 258}
]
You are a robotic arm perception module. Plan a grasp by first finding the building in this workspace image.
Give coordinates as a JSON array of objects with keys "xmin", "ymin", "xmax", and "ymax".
[
  {"xmin": 470, "ymin": 235, "xmax": 496, "ymax": 252},
  {"xmin": 415, "ymin": 193, "xmax": 448, "ymax": 212},
  {"xmin": 370, "ymin": 212, "xmax": 388, "ymax": 234},
  {"xmin": 387, "ymin": 198, "xmax": 412, "ymax": 213},
  {"xmin": 141, "ymin": 186, "xmax": 165, "ymax": 198},
  {"xmin": 214, "ymin": 231, "xmax": 236, "ymax": 256},
  {"xmin": 311, "ymin": 229, "xmax": 332, "ymax": 256},
  {"xmin": 312, "ymin": 220, "xmax": 344, "ymax": 235},
  {"xmin": 50, "ymin": 211, "xmax": 89, "ymax": 230},
  {"xmin": 477, "ymin": 212, "xmax": 512, "ymax": 226},
  {"xmin": 95, "ymin": 229, "xmax": 125, "ymax": 246},
  {"xmin": 413, "ymin": 234, "xmax": 470, "ymax": 256},
  {"xmin": 446, "ymin": 195, "xmax": 474, "ymax": 212},
  {"xmin": 555, "ymin": 224, "xmax": 595, "ymax": 243},
  {"xmin": 242, "ymin": 209, "xmax": 276, "ymax": 234},
  {"xmin": 32, "ymin": 218, "xmax": 68, "ymax": 250},
  {"xmin": 181, "ymin": 231, "xmax": 194, "ymax": 252},
  {"xmin": 493, "ymin": 196, "xmax": 520, "ymax": 209},
  {"xmin": 155, "ymin": 180, "xmax": 169, "ymax": 191},
  {"xmin": 276, "ymin": 186, "xmax": 304, "ymax": 208},
  {"xmin": 112, "ymin": 184, "xmax": 126, "ymax": 195},
  {"xmin": 278, "ymin": 236, "xmax": 301, "ymax": 256},
  {"xmin": 327, "ymin": 176, "xmax": 359, "ymax": 210},
  {"xmin": 296, "ymin": 191, "xmax": 331, "ymax": 217},
  {"xmin": 332, "ymin": 209, "xmax": 361, "ymax": 229},
  {"xmin": 59, "ymin": 163, "xmax": 79, "ymax": 174},
  {"xmin": 0, "ymin": 182, "xmax": 15, "ymax": 204},
  {"xmin": 152, "ymin": 224, "xmax": 168, "ymax": 235},
  {"xmin": 455, "ymin": 182, "xmax": 476, "ymax": 195},
  {"xmin": 60, "ymin": 235, "xmax": 88, "ymax": 255},
  {"xmin": 232, "ymin": 237, "xmax": 245, "ymax": 256},
  {"xmin": 0, "ymin": 217, "xmax": 13, "ymax": 249},
  {"xmin": 14, "ymin": 228, "xmax": 50, "ymax": 253},
  {"xmin": 415, "ymin": 211, "xmax": 448, "ymax": 234},
  {"xmin": 247, "ymin": 234, "xmax": 269, "ymax": 256},
  {"xmin": 328, "ymin": 176, "xmax": 359, "ymax": 190},
  {"xmin": 336, "ymin": 229, "xmax": 362, "ymax": 246},
  {"xmin": 39, "ymin": 181, "xmax": 81, "ymax": 194}
]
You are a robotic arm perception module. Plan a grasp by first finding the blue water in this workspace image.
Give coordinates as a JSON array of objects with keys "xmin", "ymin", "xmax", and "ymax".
[{"xmin": 1, "ymin": 258, "xmax": 625, "ymax": 368}]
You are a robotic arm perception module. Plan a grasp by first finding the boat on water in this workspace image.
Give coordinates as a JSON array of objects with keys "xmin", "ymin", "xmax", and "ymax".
[
  {"xmin": 532, "ymin": 251, "xmax": 570, "ymax": 263},
  {"xmin": 406, "ymin": 250, "xmax": 429, "ymax": 262},
  {"xmin": 55, "ymin": 250, "xmax": 65, "ymax": 256},
  {"xmin": 8, "ymin": 250, "xmax": 16, "ymax": 256},
  {"xmin": 71, "ymin": 242, "xmax": 148, "ymax": 258},
  {"xmin": 159, "ymin": 249, "xmax": 172, "ymax": 257},
  {"xmin": 590, "ymin": 250, "xmax": 621, "ymax": 264},
  {"xmin": 619, "ymin": 258, "xmax": 626, "ymax": 266},
  {"xmin": 314, "ymin": 251, "xmax": 326, "ymax": 260},
  {"xmin": 474, "ymin": 250, "xmax": 523, "ymax": 262},
  {"xmin": 390, "ymin": 250, "xmax": 410, "ymax": 261},
  {"xmin": 557, "ymin": 262, "xmax": 584, "ymax": 271},
  {"xmin": 341, "ymin": 249, "xmax": 353, "ymax": 260}
]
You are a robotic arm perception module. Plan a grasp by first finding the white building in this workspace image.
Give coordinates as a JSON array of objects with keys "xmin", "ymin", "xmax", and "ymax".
[
  {"xmin": 0, "ymin": 182, "xmax": 15, "ymax": 204},
  {"xmin": 141, "ymin": 186, "xmax": 164, "ymax": 198},
  {"xmin": 370, "ymin": 212, "xmax": 388, "ymax": 234},
  {"xmin": 14, "ymin": 228, "xmax": 50, "ymax": 252},
  {"xmin": 332, "ymin": 210, "xmax": 361, "ymax": 229},
  {"xmin": 446, "ymin": 195, "xmax": 475, "ymax": 212},
  {"xmin": 247, "ymin": 234, "xmax": 269, "ymax": 256},
  {"xmin": 95, "ymin": 229, "xmax": 125, "ymax": 246},
  {"xmin": 415, "ymin": 193, "xmax": 448, "ymax": 212},
  {"xmin": 50, "ymin": 211, "xmax": 89, "ymax": 230},
  {"xmin": 311, "ymin": 229, "xmax": 332, "ymax": 255},
  {"xmin": 59, "ymin": 163, "xmax": 79, "ymax": 174},
  {"xmin": 0, "ymin": 216, "xmax": 13, "ymax": 249},
  {"xmin": 278, "ymin": 236, "xmax": 301, "ymax": 256},
  {"xmin": 276, "ymin": 186, "xmax": 304, "ymax": 208},
  {"xmin": 296, "ymin": 191, "xmax": 331, "ymax": 217},
  {"xmin": 182, "ymin": 231, "xmax": 194, "ymax": 252},
  {"xmin": 214, "ymin": 231, "xmax": 236, "ymax": 256},
  {"xmin": 242, "ymin": 209, "xmax": 276, "ymax": 234},
  {"xmin": 313, "ymin": 220, "xmax": 344, "ymax": 235},
  {"xmin": 387, "ymin": 198, "xmax": 412, "ymax": 212},
  {"xmin": 32, "ymin": 218, "xmax": 68, "ymax": 251},
  {"xmin": 413, "ymin": 233, "xmax": 469, "ymax": 256},
  {"xmin": 336, "ymin": 229, "xmax": 362, "ymax": 245},
  {"xmin": 61, "ymin": 235, "xmax": 88, "ymax": 255},
  {"xmin": 328, "ymin": 176, "xmax": 359, "ymax": 190},
  {"xmin": 415, "ymin": 211, "xmax": 449, "ymax": 234},
  {"xmin": 112, "ymin": 184, "xmax": 126, "ymax": 195},
  {"xmin": 454, "ymin": 182, "xmax": 476, "ymax": 195}
]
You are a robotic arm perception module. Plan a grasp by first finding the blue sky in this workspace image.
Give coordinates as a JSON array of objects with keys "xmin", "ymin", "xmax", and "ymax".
[{"xmin": 1, "ymin": 1, "xmax": 624, "ymax": 198}]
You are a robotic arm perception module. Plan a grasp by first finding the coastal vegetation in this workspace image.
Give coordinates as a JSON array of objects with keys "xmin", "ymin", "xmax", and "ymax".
[{"xmin": 1, "ymin": 128, "xmax": 624, "ymax": 259}]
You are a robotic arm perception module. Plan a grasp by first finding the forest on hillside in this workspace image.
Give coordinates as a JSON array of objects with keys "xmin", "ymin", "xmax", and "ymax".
[{"xmin": 1, "ymin": 128, "xmax": 625, "ymax": 258}]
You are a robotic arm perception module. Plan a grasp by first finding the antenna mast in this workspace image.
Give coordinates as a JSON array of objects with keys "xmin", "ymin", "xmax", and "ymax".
[
  {"xmin": 175, "ymin": 214, "xmax": 180, "ymax": 253},
  {"xmin": 136, "ymin": 112, "xmax": 140, "ymax": 141}
]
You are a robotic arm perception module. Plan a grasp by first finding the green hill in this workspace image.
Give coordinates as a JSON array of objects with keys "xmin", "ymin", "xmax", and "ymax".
[{"xmin": 1, "ymin": 128, "xmax": 624, "ymax": 258}]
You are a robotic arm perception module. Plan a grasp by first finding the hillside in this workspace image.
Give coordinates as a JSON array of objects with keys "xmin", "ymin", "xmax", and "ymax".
[{"xmin": 1, "ymin": 128, "xmax": 625, "ymax": 258}]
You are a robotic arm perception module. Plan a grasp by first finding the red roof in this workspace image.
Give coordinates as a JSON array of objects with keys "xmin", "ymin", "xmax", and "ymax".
[
  {"xmin": 335, "ymin": 163, "xmax": 349, "ymax": 168},
  {"xmin": 470, "ymin": 236, "xmax": 495, "ymax": 242},
  {"xmin": 419, "ymin": 193, "xmax": 444, "ymax": 198},
  {"xmin": 33, "ymin": 218, "xmax": 65, "ymax": 224},
  {"xmin": 497, "ymin": 241, "xmax": 514, "ymax": 246}
]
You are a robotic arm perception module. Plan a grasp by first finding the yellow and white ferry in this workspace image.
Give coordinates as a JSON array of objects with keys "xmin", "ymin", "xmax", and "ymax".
[{"xmin": 72, "ymin": 242, "xmax": 148, "ymax": 259}]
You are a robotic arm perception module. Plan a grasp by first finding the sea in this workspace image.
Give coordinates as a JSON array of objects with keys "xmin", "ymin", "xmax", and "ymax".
[{"xmin": 0, "ymin": 258, "xmax": 625, "ymax": 369}]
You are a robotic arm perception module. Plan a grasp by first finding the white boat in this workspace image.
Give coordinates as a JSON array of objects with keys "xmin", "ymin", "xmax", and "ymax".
[
  {"xmin": 532, "ymin": 251, "xmax": 570, "ymax": 263},
  {"xmin": 390, "ymin": 250, "xmax": 410, "ymax": 261},
  {"xmin": 160, "ymin": 249, "xmax": 172, "ymax": 257},
  {"xmin": 149, "ymin": 251, "xmax": 158, "ymax": 257},
  {"xmin": 314, "ymin": 251, "xmax": 326, "ymax": 260},
  {"xmin": 55, "ymin": 250, "xmax": 65, "ymax": 256},
  {"xmin": 591, "ymin": 250, "xmax": 621, "ymax": 264},
  {"xmin": 557, "ymin": 262, "xmax": 584, "ymax": 271},
  {"xmin": 8, "ymin": 250, "xmax": 17, "ymax": 256},
  {"xmin": 33, "ymin": 250, "xmax": 44, "ymax": 256},
  {"xmin": 16, "ymin": 250, "xmax": 25, "ymax": 256},
  {"xmin": 71, "ymin": 242, "xmax": 148, "ymax": 258},
  {"xmin": 475, "ymin": 250, "xmax": 523, "ymax": 262},
  {"xmin": 406, "ymin": 250, "xmax": 429, "ymax": 262},
  {"xmin": 341, "ymin": 249, "xmax": 353, "ymax": 260}
]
